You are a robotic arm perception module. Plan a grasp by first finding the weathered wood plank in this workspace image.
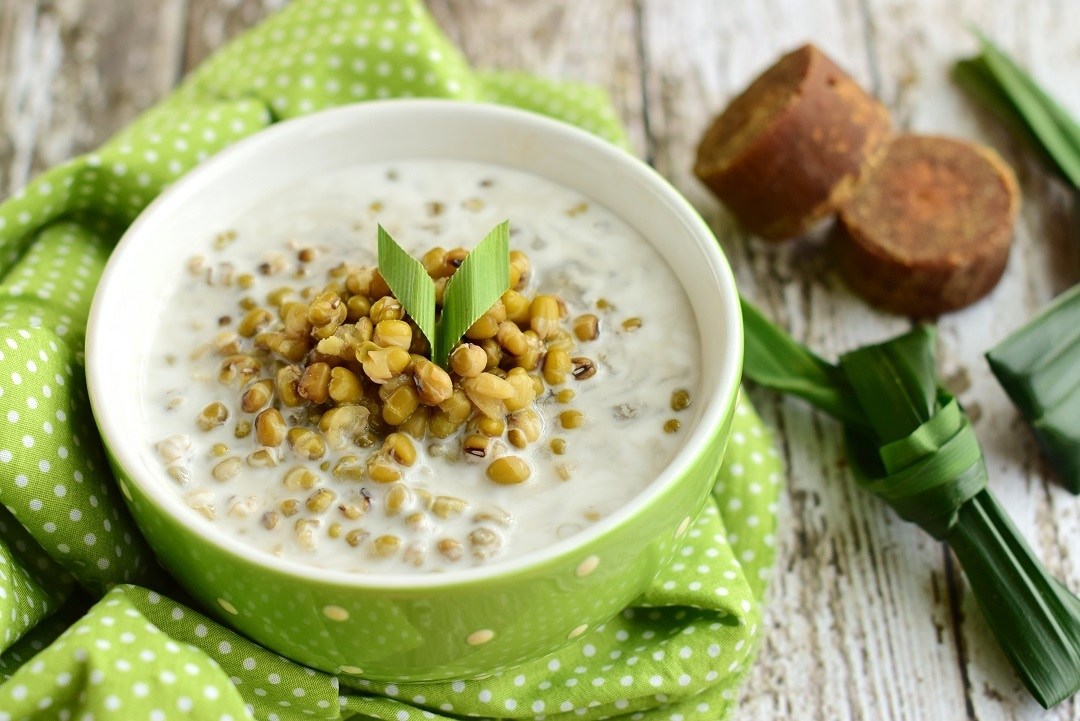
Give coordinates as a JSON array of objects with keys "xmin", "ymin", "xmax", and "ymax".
[
  {"xmin": 640, "ymin": 0, "xmax": 1080, "ymax": 718},
  {"xmin": 861, "ymin": 2, "xmax": 1080, "ymax": 720},
  {"xmin": 0, "ymin": 0, "xmax": 187, "ymax": 196},
  {"xmin": 425, "ymin": 0, "xmax": 647, "ymax": 157},
  {"xmin": 638, "ymin": 1, "xmax": 962, "ymax": 717},
  {"xmin": 857, "ymin": 2, "xmax": 1080, "ymax": 719}
]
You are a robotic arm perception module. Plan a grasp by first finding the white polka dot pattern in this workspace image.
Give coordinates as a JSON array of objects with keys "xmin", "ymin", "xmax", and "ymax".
[{"xmin": 0, "ymin": 1, "xmax": 781, "ymax": 720}]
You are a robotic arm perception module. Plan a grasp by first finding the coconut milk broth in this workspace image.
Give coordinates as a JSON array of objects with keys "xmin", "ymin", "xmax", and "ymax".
[{"xmin": 143, "ymin": 160, "xmax": 701, "ymax": 572}]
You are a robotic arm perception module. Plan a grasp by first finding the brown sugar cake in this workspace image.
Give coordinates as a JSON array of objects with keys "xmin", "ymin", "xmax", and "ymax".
[
  {"xmin": 834, "ymin": 134, "xmax": 1020, "ymax": 317},
  {"xmin": 694, "ymin": 44, "xmax": 892, "ymax": 240}
]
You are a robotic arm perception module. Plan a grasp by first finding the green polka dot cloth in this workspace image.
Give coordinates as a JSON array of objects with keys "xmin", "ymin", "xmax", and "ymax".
[{"xmin": 0, "ymin": 1, "xmax": 783, "ymax": 719}]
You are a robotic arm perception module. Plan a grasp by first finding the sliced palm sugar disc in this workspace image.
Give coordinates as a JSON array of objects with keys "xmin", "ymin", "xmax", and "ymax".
[
  {"xmin": 694, "ymin": 44, "xmax": 891, "ymax": 241},
  {"xmin": 835, "ymin": 134, "xmax": 1020, "ymax": 317}
]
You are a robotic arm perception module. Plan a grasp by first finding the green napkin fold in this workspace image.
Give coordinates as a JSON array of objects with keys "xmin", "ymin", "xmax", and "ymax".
[{"xmin": 0, "ymin": 1, "xmax": 783, "ymax": 719}]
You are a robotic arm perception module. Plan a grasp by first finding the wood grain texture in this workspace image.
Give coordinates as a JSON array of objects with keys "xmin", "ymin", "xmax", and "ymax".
[
  {"xmin": 1, "ymin": 0, "xmax": 1078, "ymax": 718},
  {"xmin": 425, "ymin": 0, "xmax": 648, "ymax": 156},
  {"xmin": 639, "ymin": 1, "xmax": 1080, "ymax": 719},
  {"xmin": 0, "ymin": 0, "xmax": 186, "ymax": 194}
]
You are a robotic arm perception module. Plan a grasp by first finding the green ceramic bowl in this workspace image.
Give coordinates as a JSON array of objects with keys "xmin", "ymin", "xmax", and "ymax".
[{"xmin": 85, "ymin": 100, "xmax": 743, "ymax": 681}]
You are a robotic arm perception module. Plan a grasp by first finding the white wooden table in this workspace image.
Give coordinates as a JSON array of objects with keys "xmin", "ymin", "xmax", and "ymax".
[{"xmin": 2, "ymin": 1, "xmax": 1078, "ymax": 718}]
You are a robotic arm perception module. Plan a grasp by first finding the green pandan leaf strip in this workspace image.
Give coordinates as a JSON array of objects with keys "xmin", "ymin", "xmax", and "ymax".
[
  {"xmin": 435, "ymin": 221, "xmax": 510, "ymax": 367},
  {"xmin": 955, "ymin": 32, "xmax": 1080, "ymax": 189},
  {"xmin": 377, "ymin": 225, "xmax": 436, "ymax": 352},
  {"xmin": 740, "ymin": 298, "xmax": 867, "ymax": 429},
  {"xmin": 974, "ymin": 33, "xmax": 1080, "ymax": 175}
]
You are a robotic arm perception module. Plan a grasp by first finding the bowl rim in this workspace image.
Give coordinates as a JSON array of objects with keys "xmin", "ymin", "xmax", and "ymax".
[{"xmin": 86, "ymin": 99, "xmax": 743, "ymax": 590}]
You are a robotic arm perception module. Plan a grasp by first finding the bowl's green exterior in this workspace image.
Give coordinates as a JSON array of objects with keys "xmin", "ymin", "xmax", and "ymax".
[{"xmin": 103, "ymin": 404, "xmax": 734, "ymax": 681}]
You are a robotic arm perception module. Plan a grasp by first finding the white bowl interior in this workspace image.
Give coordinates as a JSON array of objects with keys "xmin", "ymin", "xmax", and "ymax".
[{"xmin": 87, "ymin": 100, "xmax": 743, "ymax": 587}]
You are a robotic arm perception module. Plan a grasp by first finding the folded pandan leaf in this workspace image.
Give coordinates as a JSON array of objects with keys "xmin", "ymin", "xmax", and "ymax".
[{"xmin": 986, "ymin": 284, "xmax": 1080, "ymax": 491}]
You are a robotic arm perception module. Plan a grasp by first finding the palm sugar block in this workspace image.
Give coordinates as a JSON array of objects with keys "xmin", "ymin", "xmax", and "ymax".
[
  {"xmin": 834, "ymin": 134, "xmax": 1019, "ymax": 317},
  {"xmin": 694, "ymin": 44, "xmax": 891, "ymax": 241}
]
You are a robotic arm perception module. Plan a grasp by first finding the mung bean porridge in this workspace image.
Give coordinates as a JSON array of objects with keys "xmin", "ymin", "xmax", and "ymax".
[{"xmin": 144, "ymin": 159, "xmax": 700, "ymax": 573}]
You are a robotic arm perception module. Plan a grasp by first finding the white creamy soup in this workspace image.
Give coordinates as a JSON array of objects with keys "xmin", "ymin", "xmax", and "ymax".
[{"xmin": 143, "ymin": 160, "xmax": 700, "ymax": 573}]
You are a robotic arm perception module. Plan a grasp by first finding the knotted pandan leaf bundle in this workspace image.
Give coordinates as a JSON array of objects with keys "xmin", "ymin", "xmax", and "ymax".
[{"xmin": 742, "ymin": 299, "xmax": 1080, "ymax": 708}]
